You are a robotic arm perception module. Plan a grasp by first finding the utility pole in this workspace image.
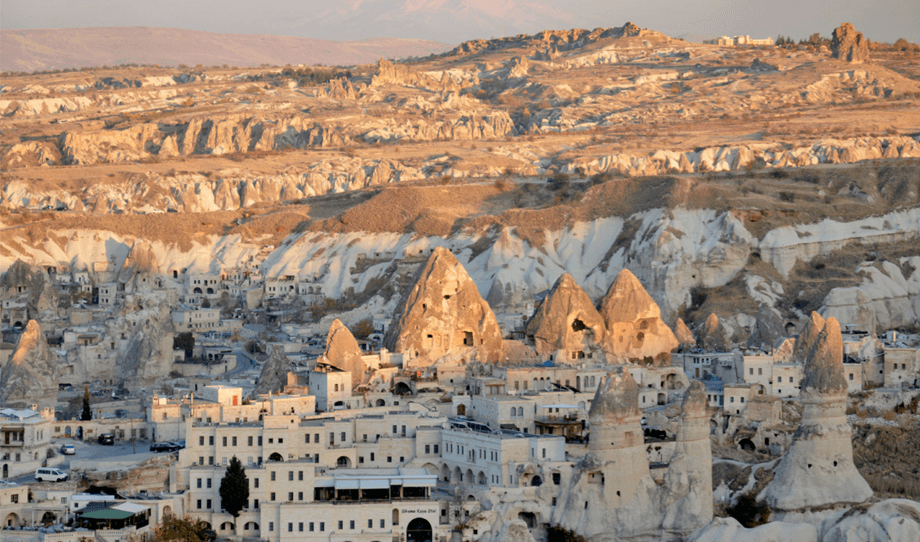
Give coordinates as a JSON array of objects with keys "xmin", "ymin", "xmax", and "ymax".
[{"xmin": 130, "ymin": 415, "xmax": 135, "ymax": 454}]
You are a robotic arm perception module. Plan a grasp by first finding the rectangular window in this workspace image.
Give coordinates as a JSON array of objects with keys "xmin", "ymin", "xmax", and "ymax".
[
  {"xmin": 359, "ymin": 456, "xmax": 364, "ymax": 464},
  {"xmin": 320, "ymin": 522, "xmax": 324, "ymax": 532},
  {"xmin": 434, "ymin": 444, "xmax": 439, "ymax": 454},
  {"xmin": 749, "ymin": 368, "xmax": 753, "ymax": 375},
  {"xmin": 199, "ymin": 436, "xmax": 204, "ymax": 446},
  {"xmin": 370, "ymin": 452, "xmax": 375, "ymax": 461},
  {"xmin": 338, "ymin": 521, "xmax": 343, "ymax": 530},
  {"xmin": 248, "ymin": 436, "xmax": 253, "ymax": 446},
  {"xmin": 341, "ymin": 431, "xmax": 346, "ymax": 441},
  {"xmin": 206, "ymin": 478, "xmax": 212, "ymax": 488},
  {"xmin": 350, "ymin": 520, "xmax": 355, "ymax": 529},
  {"xmin": 222, "ymin": 436, "xmax": 227, "ymax": 446},
  {"xmin": 288, "ymin": 523, "xmax": 293, "ymax": 532},
  {"xmin": 271, "ymin": 471, "xmax": 276, "ymax": 481},
  {"xmin": 425, "ymin": 445, "xmax": 430, "ymax": 454},
  {"xmin": 387, "ymin": 456, "xmax": 392, "ymax": 463},
  {"xmin": 196, "ymin": 478, "xmax": 202, "ymax": 488},
  {"xmin": 298, "ymin": 491, "xmax": 303, "ymax": 500},
  {"xmin": 758, "ymin": 368, "xmax": 763, "ymax": 375},
  {"xmin": 206, "ymin": 499, "xmax": 211, "ymax": 509},
  {"xmin": 258, "ymin": 436, "xmax": 262, "ymax": 446},
  {"xmin": 232, "ymin": 436, "xmax": 237, "ymax": 446},
  {"xmin": 777, "ymin": 376, "xmax": 782, "ymax": 383},
  {"xmin": 368, "ymin": 519, "xmax": 373, "ymax": 528},
  {"xmin": 270, "ymin": 492, "xmax": 276, "ymax": 501},
  {"xmin": 314, "ymin": 433, "xmax": 319, "ymax": 443},
  {"xmin": 288, "ymin": 471, "xmax": 293, "ymax": 481},
  {"xmin": 196, "ymin": 500, "xmax": 202, "ymax": 509},
  {"xmin": 392, "ymin": 425, "xmax": 397, "ymax": 434},
  {"xmin": 380, "ymin": 519, "xmax": 385, "ymax": 528},
  {"xmin": 208, "ymin": 436, "xmax": 214, "ymax": 445},
  {"xmin": 309, "ymin": 523, "xmax": 314, "ymax": 532},
  {"xmin": 208, "ymin": 456, "xmax": 214, "ymax": 465},
  {"xmin": 269, "ymin": 522, "xmax": 273, "ymax": 532},
  {"xmin": 288, "ymin": 492, "xmax": 293, "ymax": 501},
  {"xmin": 298, "ymin": 522, "xmax": 303, "ymax": 532},
  {"xmin": 298, "ymin": 471, "xmax": 303, "ymax": 481},
  {"xmin": 254, "ymin": 499, "xmax": 259, "ymax": 509}
]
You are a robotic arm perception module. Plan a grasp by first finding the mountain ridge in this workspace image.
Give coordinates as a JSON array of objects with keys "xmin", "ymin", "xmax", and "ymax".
[{"xmin": 0, "ymin": 27, "xmax": 451, "ymax": 72}]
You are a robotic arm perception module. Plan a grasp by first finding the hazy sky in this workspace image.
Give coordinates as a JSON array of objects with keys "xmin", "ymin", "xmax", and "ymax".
[{"xmin": 2, "ymin": 0, "xmax": 918, "ymax": 45}]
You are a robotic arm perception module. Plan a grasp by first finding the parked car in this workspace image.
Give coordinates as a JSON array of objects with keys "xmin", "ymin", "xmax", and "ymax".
[
  {"xmin": 97, "ymin": 433, "xmax": 114, "ymax": 445},
  {"xmin": 149, "ymin": 443, "xmax": 172, "ymax": 452},
  {"xmin": 35, "ymin": 468, "xmax": 68, "ymax": 482},
  {"xmin": 59, "ymin": 444, "xmax": 76, "ymax": 455},
  {"xmin": 174, "ymin": 440, "xmax": 186, "ymax": 449}
]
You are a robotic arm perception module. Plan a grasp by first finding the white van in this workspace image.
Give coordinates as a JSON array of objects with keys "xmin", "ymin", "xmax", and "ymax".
[{"xmin": 35, "ymin": 468, "xmax": 68, "ymax": 482}]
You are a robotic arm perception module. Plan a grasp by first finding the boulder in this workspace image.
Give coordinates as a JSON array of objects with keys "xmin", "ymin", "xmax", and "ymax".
[
  {"xmin": 385, "ymin": 247, "xmax": 503, "ymax": 364},
  {"xmin": 524, "ymin": 273, "xmax": 606, "ymax": 359},
  {"xmin": 699, "ymin": 313, "xmax": 730, "ymax": 352},
  {"xmin": 0, "ymin": 320, "xmax": 60, "ymax": 409},
  {"xmin": 746, "ymin": 304, "xmax": 785, "ymax": 351},
  {"xmin": 323, "ymin": 319, "xmax": 367, "ymax": 385},
  {"xmin": 599, "ymin": 269, "xmax": 678, "ymax": 364},
  {"xmin": 830, "ymin": 23, "xmax": 869, "ymax": 63}
]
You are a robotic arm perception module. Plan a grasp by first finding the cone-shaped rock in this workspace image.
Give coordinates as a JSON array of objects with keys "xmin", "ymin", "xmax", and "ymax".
[
  {"xmin": 253, "ymin": 344, "xmax": 295, "ymax": 395},
  {"xmin": 746, "ymin": 304, "xmax": 785, "ymax": 351},
  {"xmin": 589, "ymin": 368, "xmax": 640, "ymax": 423},
  {"xmin": 792, "ymin": 311, "xmax": 825, "ymax": 364},
  {"xmin": 599, "ymin": 269, "xmax": 678, "ymax": 365},
  {"xmin": 0, "ymin": 320, "xmax": 60, "ymax": 408},
  {"xmin": 801, "ymin": 317, "xmax": 847, "ymax": 397},
  {"xmin": 698, "ymin": 313, "xmax": 730, "ymax": 352},
  {"xmin": 763, "ymin": 316, "xmax": 872, "ymax": 510},
  {"xmin": 385, "ymin": 247, "xmax": 502, "ymax": 364},
  {"xmin": 324, "ymin": 320, "xmax": 367, "ymax": 385},
  {"xmin": 675, "ymin": 318, "xmax": 696, "ymax": 346},
  {"xmin": 525, "ymin": 273, "xmax": 606, "ymax": 359}
]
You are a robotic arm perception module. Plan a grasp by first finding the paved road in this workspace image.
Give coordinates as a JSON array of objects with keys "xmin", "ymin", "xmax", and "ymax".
[{"xmin": 8, "ymin": 439, "xmax": 163, "ymax": 485}]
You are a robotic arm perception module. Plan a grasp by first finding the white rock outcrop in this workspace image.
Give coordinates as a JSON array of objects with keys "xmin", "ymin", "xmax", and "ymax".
[{"xmin": 0, "ymin": 320, "xmax": 60, "ymax": 409}]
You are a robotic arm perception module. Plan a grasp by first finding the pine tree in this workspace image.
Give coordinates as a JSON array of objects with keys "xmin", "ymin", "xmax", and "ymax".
[
  {"xmin": 81, "ymin": 385, "xmax": 92, "ymax": 421},
  {"xmin": 219, "ymin": 456, "xmax": 249, "ymax": 533}
]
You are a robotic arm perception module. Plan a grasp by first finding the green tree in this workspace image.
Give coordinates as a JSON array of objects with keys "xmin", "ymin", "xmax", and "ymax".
[
  {"xmin": 81, "ymin": 385, "xmax": 92, "ymax": 421},
  {"xmin": 219, "ymin": 456, "xmax": 249, "ymax": 532},
  {"xmin": 173, "ymin": 332, "xmax": 195, "ymax": 360},
  {"xmin": 155, "ymin": 515, "xmax": 213, "ymax": 542}
]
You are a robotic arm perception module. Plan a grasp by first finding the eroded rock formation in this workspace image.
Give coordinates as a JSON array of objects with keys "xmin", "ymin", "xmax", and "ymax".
[
  {"xmin": 792, "ymin": 312, "xmax": 825, "ymax": 364},
  {"xmin": 322, "ymin": 319, "xmax": 367, "ymax": 385},
  {"xmin": 762, "ymin": 317, "xmax": 872, "ymax": 511},
  {"xmin": 525, "ymin": 273, "xmax": 606, "ymax": 360},
  {"xmin": 556, "ymin": 370, "xmax": 712, "ymax": 539},
  {"xmin": 253, "ymin": 344, "xmax": 295, "ymax": 395},
  {"xmin": 0, "ymin": 259, "xmax": 60, "ymax": 320},
  {"xmin": 385, "ymin": 247, "xmax": 503, "ymax": 364},
  {"xmin": 698, "ymin": 313, "xmax": 730, "ymax": 352},
  {"xmin": 599, "ymin": 269, "xmax": 678, "ymax": 364},
  {"xmin": 675, "ymin": 318, "xmax": 696, "ymax": 347},
  {"xmin": 0, "ymin": 320, "xmax": 60, "ymax": 409},
  {"xmin": 746, "ymin": 304, "xmax": 785, "ymax": 351},
  {"xmin": 831, "ymin": 23, "xmax": 869, "ymax": 63}
]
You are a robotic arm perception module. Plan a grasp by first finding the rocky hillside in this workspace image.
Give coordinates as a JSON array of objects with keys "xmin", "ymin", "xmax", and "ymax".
[{"xmin": 1, "ymin": 22, "xmax": 919, "ymax": 335}]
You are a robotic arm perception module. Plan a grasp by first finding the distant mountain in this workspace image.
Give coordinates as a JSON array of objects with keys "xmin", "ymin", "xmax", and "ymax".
[{"xmin": 0, "ymin": 27, "xmax": 451, "ymax": 72}]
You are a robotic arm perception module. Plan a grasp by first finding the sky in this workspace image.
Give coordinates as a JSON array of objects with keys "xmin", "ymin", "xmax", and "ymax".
[{"xmin": 2, "ymin": 0, "xmax": 918, "ymax": 45}]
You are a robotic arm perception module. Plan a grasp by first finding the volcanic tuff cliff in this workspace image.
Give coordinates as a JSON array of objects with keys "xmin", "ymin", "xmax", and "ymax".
[{"xmin": 600, "ymin": 269, "xmax": 679, "ymax": 364}]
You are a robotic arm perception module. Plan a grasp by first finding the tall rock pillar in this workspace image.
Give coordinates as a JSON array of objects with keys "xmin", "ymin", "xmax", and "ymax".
[{"xmin": 762, "ymin": 317, "xmax": 872, "ymax": 511}]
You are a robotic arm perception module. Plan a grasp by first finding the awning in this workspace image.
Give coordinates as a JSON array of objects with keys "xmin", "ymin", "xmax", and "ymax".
[
  {"xmin": 113, "ymin": 502, "xmax": 149, "ymax": 514},
  {"xmin": 334, "ymin": 479, "xmax": 360, "ymax": 490},
  {"xmin": 81, "ymin": 509, "xmax": 134, "ymax": 520},
  {"xmin": 314, "ymin": 479, "xmax": 334, "ymax": 488},
  {"xmin": 359, "ymin": 479, "xmax": 391, "ymax": 490}
]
